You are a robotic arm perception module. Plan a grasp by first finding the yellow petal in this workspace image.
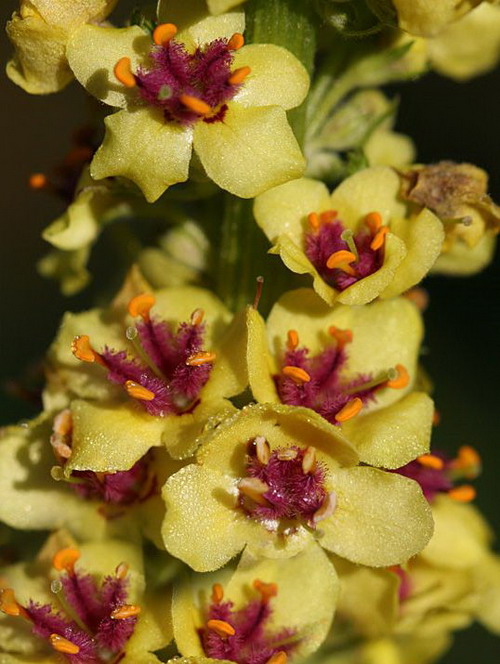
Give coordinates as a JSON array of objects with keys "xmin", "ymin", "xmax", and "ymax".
[
  {"xmin": 207, "ymin": 0, "xmax": 245, "ymax": 13},
  {"xmin": 393, "ymin": 0, "xmax": 481, "ymax": 37},
  {"xmin": 194, "ymin": 103, "xmax": 305, "ymax": 198},
  {"xmin": 91, "ymin": 108, "xmax": 193, "ymax": 202},
  {"xmin": 364, "ymin": 128, "xmax": 416, "ymax": 168},
  {"xmin": 246, "ymin": 306, "xmax": 280, "ymax": 403},
  {"xmin": 185, "ymin": 11, "xmax": 245, "ymax": 45},
  {"xmin": 432, "ymin": 231, "xmax": 496, "ymax": 275},
  {"xmin": 232, "ymin": 44, "xmax": 309, "ymax": 111},
  {"xmin": 30, "ymin": 0, "xmax": 118, "ymax": 29}
]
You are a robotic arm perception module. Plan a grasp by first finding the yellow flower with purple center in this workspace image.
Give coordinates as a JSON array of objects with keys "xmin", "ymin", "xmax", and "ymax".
[
  {"xmin": 254, "ymin": 167, "xmax": 444, "ymax": 306},
  {"xmin": 65, "ymin": 7, "xmax": 309, "ymax": 201},
  {"xmin": 161, "ymin": 403, "xmax": 433, "ymax": 572}
]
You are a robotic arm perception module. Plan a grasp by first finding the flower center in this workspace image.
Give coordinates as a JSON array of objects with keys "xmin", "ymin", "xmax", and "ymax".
[
  {"xmin": 0, "ymin": 548, "xmax": 139, "ymax": 663},
  {"xmin": 114, "ymin": 24, "xmax": 249, "ymax": 126},
  {"xmin": 199, "ymin": 580, "xmax": 300, "ymax": 664},
  {"xmin": 304, "ymin": 210, "xmax": 388, "ymax": 291},
  {"xmin": 71, "ymin": 294, "xmax": 216, "ymax": 416},
  {"xmin": 275, "ymin": 327, "xmax": 408, "ymax": 425},
  {"xmin": 238, "ymin": 438, "xmax": 336, "ymax": 529},
  {"xmin": 392, "ymin": 446, "xmax": 481, "ymax": 503}
]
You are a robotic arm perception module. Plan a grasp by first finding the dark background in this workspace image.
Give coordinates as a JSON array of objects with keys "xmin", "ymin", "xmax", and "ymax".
[{"xmin": 0, "ymin": 2, "xmax": 499, "ymax": 660}]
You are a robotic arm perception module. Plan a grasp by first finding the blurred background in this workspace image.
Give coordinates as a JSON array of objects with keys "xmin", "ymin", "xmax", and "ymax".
[{"xmin": 0, "ymin": 1, "xmax": 499, "ymax": 660}]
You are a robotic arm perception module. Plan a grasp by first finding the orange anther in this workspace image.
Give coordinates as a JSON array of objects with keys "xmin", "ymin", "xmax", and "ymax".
[
  {"xmin": 0, "ymin": 589, "xmax": 26, "ymax": 618},
  {"xmin": 319, "ymin": 210, "xmax": 338, "ymax": 224},
  {"xmin": 267, "ymin": 651, "xmax": 288, "ymax": 664},
  {"xmin": 211, "ymin": 583, "xmax": 224, "ymax": 604},
  {"xmin": 29, "ymin": 173, "xmax": 48, "ymax": 190},
  {"xmin": 115, "ymin": 562, "xmax": 129, "ymax": 579},
  {"xmin": 370, "ymin": 226, "xmax": 389, "ymax": 251},
  {"xmin": 111, "ymin": 604, "xmax": 141, "ymax": 619},
  {"xmin": 229, "ymin": 66, "xmax": 251, "ymax": 85},
  {"xmin": 153, "ymin": 23, "xmax": 178, "ymax": 46},
  {"xmin": 114, "ymin": 57, "xmax": 136, "ymax": 88},
  {"xmin": 253, "ymin": 579, "xmax": 278, "ymax": 603},
  {"xmin": 128, "ymin": 293, "xmax": 155, "ymax": 321},
  {"xmin": 328, "ymin": 326, "xmax": 353, "ymax": 349},
  {"xmin": 190, "ymin": 308, "xmax": 205, "ymax": 326},
  {"xmin": 186, "ymin": 351, "xmax": 216, "ymax": 366},
  {"xmin": 385, "ymin": 364, "xmax": 409, "ymax": 390},
  {"xmin": 124, "ymin": 380, "xmax": 156, "ymax": 402},
  {"xmin": 335, "ymin": 397, "xmax": 363, "ymax": 423},
  {"xmin": 50, "ymin": 634, "xmax": 80, "ymax": 655},
  {"xmin": 207, "ymin": 619, "xmax": 236, "ymax": 638},
  {"xmin": 179, "ymin": 94, "xmax": 211, "ymax": 116},
  {"xmin": 417, "ymin": 454, "xmax": 444, "ymax": 470},
  {"xmin": 255, "ymin": 436, "xmax": 271, "ymax": 465},
  {"xmin": 277, "ymin": 448, "xmax": 298, "ymax": 461},
  {"xmin": 404, "ymin": 287, "xmax": 429, "ymax": 312},
  {"xmin": 238, "ymin": 478, "xmax": 270, "ymax": 506},
  {"xmin": 71, "ymin": 335, "xmax": 106, "ymax": 367},
  {"xmin": 287, "ymin": 330, "xmax": 299, "ymax": 350},
  {"xmin": 53, "ymin": 409, "xmax": 72, "ymax": 437},
  {"xmin": 364, "ymin": 211, "xmax": 382, "ymax": 234},
  {"xmin": 313, "ymin": 492, "xmax": 337, "ymax": 524},
  {"xmin": 53, "ymin": 548, "xmax": 80, "ymax": 574},
  {"xmin": 326, "ymin": 250, "xmax": 356, "ymax": 273},
  {"xmin": 302, "ymin": 446, "xmax": 316, "ymax": 474},
  {"xmin": 282, "ymin": 365, "xmax": 311, "ymax": 384},
  {"xmin": 432, "ymin": 409, "xmax": 441, "ymax": 426},
  {"xmin": 448, "ymin": 484, "xmax": 476, "ymax": 503},
  {"xmin": 228, "ymin": 33, "xmax": 245, "ymax": 50},
  {"xmin": 307, "ymin": 212, "xmax": 320, "ymax": 230}
]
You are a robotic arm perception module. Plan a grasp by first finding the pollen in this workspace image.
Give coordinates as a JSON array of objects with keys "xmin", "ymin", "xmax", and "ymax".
[
  {"xmin": 128, "ymin": 293, "xmax": 155, "ymax": 321},
  {"xmin": 111, "ymin": 604, "xmax": 142, "ymax": 619},
  {"xmin": 190, "ymin": 308, "xmax": 205, "ymax": 326},
  {"xmin": 282, "ymin": 365, "xmax": 311, "ymax": 384},
  {"xmin": 115, "ymin": 562, "xmax": 129, "ymax": 579},
  {"xmin": 364, "ymin": 211, "xmax": 383, "ymax": 233},
  {"xmin": 302, "ymin": 446, "xmax": 317, "ymax": 474},
  {"xmin": 114, "ymin": 57, "xmax": 136, "ymax": 88},
  {"xmin": 267, "ymin": 651, "xmax": 288, "ymax": 664},
  {"xmin": 307, "ymin": 212, "xmax": 320, "ymax": 230},
  {"xmin": 228, "ymin": 32, "xmax": 245, "ymax": 50},
  {"xmin": 29, "ymin": 173, "xmax": 48, "ymax": 190},
  {"xmin": 386, "ymin": 364, "xmax": 409, "ymax": 390},
  {"xmin": 319, "ymin": 210, "xmax": 338, "ymax": 223},
  {"xmin": 238, "ymin": 477, "xmax": 270, "ymax": 506},
  {"xmin": 211, "ymin": 583, "xmax": 224, "ymax": 604},
  {"xmin": 370, "ymin": 226, "xmax": 389, "ymax": 251},
  {"xmin": 153, "ymin": 22, "xmax": 178, "ymax": 46},
  {"xmin": 207, "ymin": 619, "xmax": 236, "ymax": 638},
  {"xmin": 179, "ymin": 94, "xmax": 212, "ymax": 116},
  {"xmin": 255, "ymin": 436, "xmax": 271, "ymax": 465},
  {"xmin": 186, "ymin": 351, "xmax": 216, "ymax": 366},
  {"xmin": 452, "ymin": 445, "xmax": 482, "ymax": 474},
  {"xmin": 335, "ymin": 397, "xmax": 363, "ymax": 422},
  {"xmin": 287, "ymin": 329, "xmax": 299, "ymax": 350},
  {"xmin": 71, "ymin": 335, "xmax": 106, "ymax": 366},
  {"xmin": 417, "ymin": 454, "xmax": 445, "ymax": 470},
  {"xmin": 53, "ymin": 548, "xmax": 80, "ymax": 574},
  {"xmin": 0, "ymin": 588, "xmax": 26, "ymax": 618},
  {"xmin": 326, "ymin": 250, "xmax": 357, "ymax": 274},
  {"xmin": 124, "ymin": 380, "xmax": 156, "ymax": 401},
  {"xmin": 229, "ymin": 66, "xmax": 251, "ymax": 85},
  {"xmin": 328, "ymin": 325, "xmax": 353, "ymax": 349},
  {"xmin": 253, "ymin": 579, "xmax": 278, "ymax": 603},
  {"xmin": 50, "ymin": 634, "xmax": 80, "ymax": 655},
  {"xmin": 448, "ymin": 484, "xmax": 476, "ymax": 503},
  {"xmin": 312, "ymin": 492, "xmax": 337, "ymax": 524}
]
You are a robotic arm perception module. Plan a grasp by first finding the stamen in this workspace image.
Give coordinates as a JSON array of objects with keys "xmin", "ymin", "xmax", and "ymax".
[
  {"xmin": 116, "ymin": 562, "xmax": 129, "ymax": 580},
  {"xmin": 326, "ymin": 250, "xmax": 356, "ymax": 274},
  {"xmin": 186, "ymin": 351, "xmax": 216, "ymax": 366},
  {"xmin": 370, "ymin": 226, "xmax": 389, "ymax": 251},
  {"xmin": 451, "ymin": 445, "xmax": 482, "ymax": 478},
  {"xmin": 114, "ymin": 57, "xmax": 136, "ymax": 88},
  {"xmin": 302, "ymin": 447, "xmax": 317, "ymax": 474},
  {"xmin": 153, "ymin": 23, "xmax": 178, "ymax": 46},
  {"xmin": 211, "ymin": 583, "xmax": 224, "ymax": 604},
  {"xmin": 282, "ymin": 366, "xmax": 311, "ymax": 384},
  {"xmin": 341, "ymin": 229, "xmax": 359, "ymax": 261},
  {"xmin": 253, "ymin": 276, "xmax": 264, "ymax": 309},
  {"xmin": 238, "ymin": 477, "xmax": 270, "ymax": 506},
  {"xmin": 124, "ymin": 380, "xmax": 156, "ymax": 402},
  {"xmin": 312, "ymin": 492, "xmax": 337, "ymax": 524},
  {"xmin": 228, "ymin": 33, "xmax": 245, "ymax": 50},
  {"xmin": 448, "ymin": 484, "xmax": 476, "ymax": 503},
  {"xmin": 29, "ymin": 173, "xmax": 49, "ymax": 190},
  {"xmin": 319, "ymin": 210, "xmax": 338, "ymax": 223},
  {"xmin": 0, "ymin": 589, "xmax": 28, "ymax": 619},
  {"xmin": 206, "ymin": 619, "xmax": 236, "ymax": 638},
  {"xmin": 385, "ymin": 364, "xmax": 409, "ymax": 390},
  {"xmin": 128, "ymin": 293, "xmax": 155, "ymax": 321},
  {"xmin": 417, "ymin": 454, "xmax": 444, "ymax": 470},
  {"xmin": 179, "ymin": 94, "xmax": 211, "ymax": 116},
  {"xmin": 364, "ymin": 211, "xmax": 382, "ymax": 234},
  {"xmin": 328, "ymin": 325, "xmax": 353, "ymax": 349},
  {"xmin": 253, "ymin": 579, "xmax": 278, "ymax": 603},
  {"xmin": 71, "ymin": 335, "xmax": 107, "ymax": 367},
  {"xmin": 229, "ymin": 66, "xmax": 251, "ymax": 85},
  {"xmin": 403, "ymin": 287, "xmax": 429, "ymax": 312},
  {"xmin": 190, "ymin": 308, "xmax": 205, "ymax": 326},
  {"xmin": 287, "ymin": 330, "xmax": 299, "ymax": 350},
  {"xmin": 267, "ymin": 653, "xmax": 287, "ymax": 664},
  {"xmin": 50, "ymin": 634, "xmax": 80, "ymax": 655},
  {"xmin": 307, "ymin": 212, "xmax": 320, "ymax": 231},
  {"xmin": 53, "ymin": 409, "xmax": 72, "ymax": 437},
  {"xmin": 433, "ymin": 409, "xmax": 441, "ymax": 426},
  {"xmin": 442, "ymin": 215, "xmax": 473, "ymax": 226},
  {"xmin": 111, "ymin": 604, "xmax": 141, "ymax": 619},
  {"xmin": 53, "ymin": 548, "xmax": 80, "ymax": 574},
  {"xmin": 255, "ymin": 436, "xmax": 271, "ymax": 465},
  {"xmin": 335, "ymin": 397, "xmax": 363, "ymax": 422},
  {"xmin": 277, "ymin": 448, "xmax": 298, "ymax": 461}
]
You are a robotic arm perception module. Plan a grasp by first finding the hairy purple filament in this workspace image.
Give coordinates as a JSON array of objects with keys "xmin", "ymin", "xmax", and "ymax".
[
  {"xmin": 305, "ymin": 218, "xmax": 383, "ymax": 291},
  {"xmin": 135, "ymin": 38, "xmax": 242, "ymax": 125},
  {"xmin": 19, "ymin": 566, "xmax": 137, "ymax": 663},
  {"xmin": 275, "ymin": 340, "xmax": 378, "ymax": 425},
  {"xmin": 201, "ymin": 592, "xmax": 299, "ymax": 664},
  {"xmin": 392, "ymin": 453, "xmax": 454, "ymax": 503},
  {"xmin": 242, "ymin": 443, "xmax": 327, "ymax": 526},
  {"xmin": 390, "ymin": 566, "xmax": 413, "ymax": 603}
]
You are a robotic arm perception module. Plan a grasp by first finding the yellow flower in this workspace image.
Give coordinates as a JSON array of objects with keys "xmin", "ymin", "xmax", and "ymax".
[
  {"xmin": 254, "ymin": 167, "xmax": 444, "ymax": 306},
  {"xmin": 6, "ymin": 0, "xmax": 118, "ymax": 94},
  {"xmin": 392, "ymin": 0, "xmax": 484, "ymax": 37},
  {"xmin": 65, "ymin": 5, "xmax": 309, "ymax": 201}
]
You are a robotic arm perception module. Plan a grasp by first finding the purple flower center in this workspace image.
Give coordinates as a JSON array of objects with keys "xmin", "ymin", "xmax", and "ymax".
[
  {"xmin": 304, "ymin": 210, "xmax": 386, "ymax": 292},
  {"xmin": 239, "ymin": 439, "xmax": 333, "ymax": 529},
  {"xmin": 200, "ymin": 581, "xmax": 300, "ymax": 664},
  {"xmin": 0, "ymin": 551, "xmax": 138, "ymax": 663}
]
